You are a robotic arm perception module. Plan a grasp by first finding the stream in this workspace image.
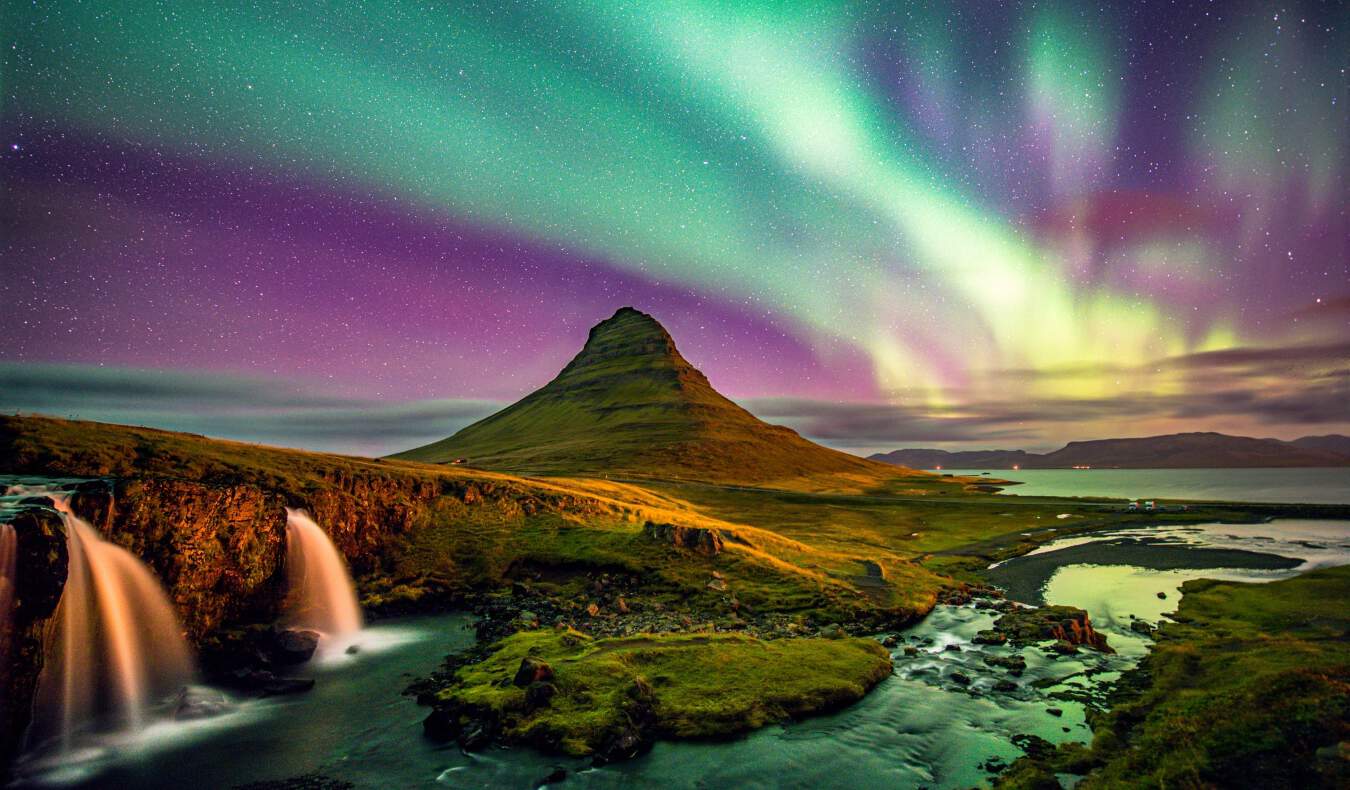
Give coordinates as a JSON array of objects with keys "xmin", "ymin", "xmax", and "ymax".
[{"xmin": 10, "ymin": 511, "xmax": 1349, "ymax": 789}]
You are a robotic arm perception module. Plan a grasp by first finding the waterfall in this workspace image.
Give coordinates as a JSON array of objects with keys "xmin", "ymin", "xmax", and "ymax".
[
  {"xmin": 28, "ymin": 493, "xmax": 195, "ymax": 754},
  {"xmin": 283, "ymin": 508, "xmax": 362, "ymax": 641}
]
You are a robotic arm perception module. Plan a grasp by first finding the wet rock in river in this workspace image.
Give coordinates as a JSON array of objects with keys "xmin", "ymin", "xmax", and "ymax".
[
  {"xmin": 174, "ymin": 686, "xmax": 234, "ymax": 720},
  {"xmin": 272, "ymin": 628, "xmax": 321, "ymax": 665},
  {"xmin": 983, "ymin": 654, "xmax": 1027, "ymax": 675},
  {"xmin": 973, "ymin": 629, "xmax": 1007, "ymax": 646},
  {"xmin": 993, "ymin": 604, "xmax": 1112, "ymax": 653},
  {"xmin": 1011, "ymin": 733, "xmax": 1056, "ymax": 761}
]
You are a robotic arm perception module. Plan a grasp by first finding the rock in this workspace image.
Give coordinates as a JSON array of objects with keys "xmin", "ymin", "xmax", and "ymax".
[
  {"xmin": 993, "ymin": 605, "xmax": 1112, "ymax": 653},
  {"xmin": 422, "ymin": 707, "xmax": 460, "ymax": 740},
  {"xmin": 881, "ymin": 635, "xmax": 899, "ymax": 648},
  {"xmin": 525, "ymin": 681, "xmax": 557, "ymax": 709},
  {"xmin": 944, "ymin": 643, "xmax": 962, "ymax": 652},
  {"xmin": 174, "ymin": 687, "xmax": 234, "ymax": 720},
  {"xmin": 272, "ymin": 629, "xmax": 321, "ymax": 665},
  {"xmin": 973, "ymin": 630, "xmax": 1008, "ymax": 646},
  {"xmin": 1130, "ymin": 620, "xmax": 1155, "ymax": 635},
  {"xmin": 643, "ymin": 521, "xmax": 724, "ymax": 557},
  {"xmin": 537, "ymin": 766, "xmax": 568, "ymax": 786},
  {"xmin": 1011, "ymin": 733, "xmax": 1056, "ymax": 761},
  {"xmin": 260, "ymin": 675, "xmax": 316, "ymax": 696},
  {"xmin": 345, "ymin": 644, "xmax": 360, "ymax": 655},
  {"xmin": 594, "ymin": 724, "xmax": 652, "ymax": 765},
  {"xmin": 513, "ymin": 656, "xmax": 555, "ymax": 687},
  {"xmin": 950, "ymin": 671, "xmax": 972, "ymax": 685},
  {"xmin": 1050, "ymin": 640, "xmax": 1079, "ymax": 656},
  {"xmin": 819, "ymin": 624, "xmax": 845, "ymax": 640},
  {"xmin": 461, "ymin": 719, "xmax": 495, "ymax": 751},
  {"xmin": 993, "ymin": 680, "xmax": 1018, "ymax": 693},
  {"xmin": 1157, "ymin": 591, "xmax": 1167, "ymax": 599},
  {"xmin": 1046, "ymin": 707, "xmax": 1063, "ymax": 717},
  {"xmin": 903, "ymin": 646, "xmax": 920, "ymax": 656},
  {"xmin": 983, "ymin": 655, "xmax": 1027, "ymax": 676}
]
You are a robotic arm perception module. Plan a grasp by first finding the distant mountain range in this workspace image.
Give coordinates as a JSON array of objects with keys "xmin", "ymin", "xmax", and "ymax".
[
  {"xmin": 869, "ymin": 432, "xmax": 1350, "ymax": 469},
  {"xmin": 394, "ymin": 307, "xmax": 919, "ymax": 488}
]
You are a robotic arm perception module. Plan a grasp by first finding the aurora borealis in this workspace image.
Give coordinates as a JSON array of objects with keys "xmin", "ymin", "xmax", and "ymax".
[{"xmin": 1, "ymin": 1, "xmax": 1346, "ymax": 454}]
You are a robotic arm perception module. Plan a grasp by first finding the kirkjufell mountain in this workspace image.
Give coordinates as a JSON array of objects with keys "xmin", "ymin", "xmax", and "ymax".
[{"xmin": 394, "ymin": 308, "xmax": 913, "ymax": 487}]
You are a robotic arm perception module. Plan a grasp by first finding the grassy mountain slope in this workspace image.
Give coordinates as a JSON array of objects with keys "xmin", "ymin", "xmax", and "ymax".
[{"xmin": 394, "ymin": 307, "xmax": 926, "ymax": 490}]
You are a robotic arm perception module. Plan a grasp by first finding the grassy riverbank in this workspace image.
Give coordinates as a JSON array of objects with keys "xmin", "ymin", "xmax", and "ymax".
[{"xmin": 998, "ymin": 565, "xmax": 1350, "ymax": 788}]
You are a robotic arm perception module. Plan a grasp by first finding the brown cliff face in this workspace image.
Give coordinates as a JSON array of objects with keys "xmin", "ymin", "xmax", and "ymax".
[
  {"xmin": 1, "ymin": 508, "xmax": 67, "ymax": 768},
  {"xmin": 72, "ymin": 479, "xmax": 289, "ymax": 640}
]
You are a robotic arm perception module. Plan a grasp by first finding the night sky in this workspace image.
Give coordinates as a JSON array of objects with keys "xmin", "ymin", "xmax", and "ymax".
[{"xmin": 2, "ymin": 1, "xmax": 1346, "ymax": 456}]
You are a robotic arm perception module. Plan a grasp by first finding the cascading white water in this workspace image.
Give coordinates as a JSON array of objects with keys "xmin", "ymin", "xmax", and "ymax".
[
  {"xmin": 27, "ymin": 492, "xmax": 195, "ymax": 754},
  {"xmin": 283, "ymin": 508, "xmax": 362, "ymax": 641}
]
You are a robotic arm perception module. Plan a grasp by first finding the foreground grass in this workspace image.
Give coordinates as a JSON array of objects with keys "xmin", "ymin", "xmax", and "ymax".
[
  {"xmin": 999, "ymin": 566, "xmax": 1350, "ymax": 789},
  {"xmin": 428, "ymin": 628, "xmax": 893, "ymax": 757}
]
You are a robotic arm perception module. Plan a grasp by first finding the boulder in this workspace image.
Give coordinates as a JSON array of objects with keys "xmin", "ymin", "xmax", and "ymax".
[
  {"xmin": 175, "ymin": 686, "xmax": 234, "ymax": 720},
  {"xmin": 973, "ymin": 630, "xmax": 1008, "ymax": 646},
  {"xmin": 513, "ymin": 656, "xmax": 555, "ymax": 687},
  {"xmin": 525, "ymin": 681, "xmax": 557, "ymax": 709},
  {"xmin": 993, "ymin": 605, "xmax": 1112, "ymax": 653},
  {"xmin": 272, "ymin": 629, "xmax": 321, "ymax": 665},
  {"xmin": 642, "ymin": 521, "xmax": 723, "ymax": 557},
  {"xmin": 984, "ymin": 654, "xmax": 1027, "ymax": 676},
  {"xmin": 1011, "ymin": 733, "xmax": 1056, "ymax": 761}
]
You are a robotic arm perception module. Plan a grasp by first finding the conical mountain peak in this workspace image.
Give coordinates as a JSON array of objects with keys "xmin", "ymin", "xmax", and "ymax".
[
  {"xmin": 394, "ymin": 308, "xmax": 904, "ymax": 486},
  {"xmin": 560, "ymin": 308, "xmax": 688, "ymax": 376}
]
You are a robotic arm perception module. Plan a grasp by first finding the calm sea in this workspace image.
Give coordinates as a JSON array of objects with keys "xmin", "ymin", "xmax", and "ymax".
[{"xmin": 938, "ymin": 467, "xmax": 1350, "ymax": 504}]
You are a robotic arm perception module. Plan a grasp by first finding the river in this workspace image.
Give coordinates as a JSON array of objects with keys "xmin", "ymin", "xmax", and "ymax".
[{"xmin": 14, "ymin": 517, "xmax": 1345, "ymax": 789}]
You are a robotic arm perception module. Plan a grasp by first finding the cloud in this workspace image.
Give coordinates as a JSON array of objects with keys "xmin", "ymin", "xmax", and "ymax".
[
  {"xmin": 0, "ymin": 363, "xmax": 500, "ymax": 455},
  {"xmin": 3, "ymin": 347, "xmax": 1347, "ymax": 458},
  {"xmin": 743, "ymin": 344, "xmax": 1350, "ymax": 450}
]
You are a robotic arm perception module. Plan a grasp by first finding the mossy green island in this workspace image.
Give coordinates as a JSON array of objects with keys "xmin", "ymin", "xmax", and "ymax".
[
  {"xmin": 1, "ymin": 309, "xmax": 1346, "ymax": 788},
  {"xmin": 423, "ymin": 629, "xmax": 892, "ymax": 760}
]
